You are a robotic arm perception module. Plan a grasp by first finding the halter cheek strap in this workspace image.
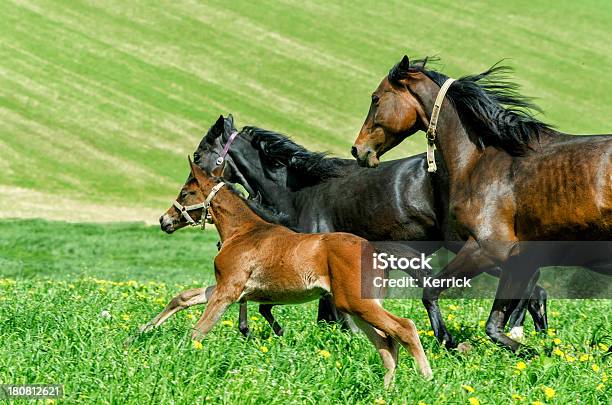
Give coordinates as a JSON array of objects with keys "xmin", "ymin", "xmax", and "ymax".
[
  {"xmin": 216, "ymin": 130, "xmax": 239, "ymax": 166},
  {"xmin": 425, "ymin": 78, "xmax": 455, "ymax": 173},
  {"xmin": 172, "ymin": 182, "xmax": 226, "ymax": 229}
]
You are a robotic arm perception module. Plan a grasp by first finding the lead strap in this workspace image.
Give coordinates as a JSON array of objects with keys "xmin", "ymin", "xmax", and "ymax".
[{"xmin": 425, "ymin": 78, "xmax": 455, "ymax": 173}]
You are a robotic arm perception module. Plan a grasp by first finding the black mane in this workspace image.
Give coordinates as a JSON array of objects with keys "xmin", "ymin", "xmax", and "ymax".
[
  {"xmin": 207, "ymin": 175, "xmax": 295, "ymax": 229},
  {"xmin": 240, "ymin": 126, "xmax": 347, "ymax": 184},
  {"xmin": 389, "ymin": 57, "xmax": 552, "ymax": 155}
]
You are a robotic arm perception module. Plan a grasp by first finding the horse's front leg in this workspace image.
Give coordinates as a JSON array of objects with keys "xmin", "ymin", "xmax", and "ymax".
[
  {"xmin": 238, "ymin": 303, "xmax": 251, "ymax": 337},
  {"xmin": 422, "ymin": 237, "xmax": 497, "ymax": 348},
  {"xmin": 485, "ymin": 257, "xmax": 540, "ymax": 352}
]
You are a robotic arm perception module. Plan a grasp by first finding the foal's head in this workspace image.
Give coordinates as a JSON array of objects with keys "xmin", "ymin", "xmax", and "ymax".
[{"xmin": 159, "ymin": 158, "xmax": 216, "ymax": 233}]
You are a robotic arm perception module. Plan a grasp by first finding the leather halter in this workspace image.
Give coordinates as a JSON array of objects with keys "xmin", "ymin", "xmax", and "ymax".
[
  {"xmin": 216, "ymin": 130, "xmax": 240, "ymax": 166},
  {"xmin": 172, "ymin": 182, "xmax": 226, "ymax": 229},
  {"xmin": 425, "ymin": 78, "xmax": 455, "ymax": 173}
]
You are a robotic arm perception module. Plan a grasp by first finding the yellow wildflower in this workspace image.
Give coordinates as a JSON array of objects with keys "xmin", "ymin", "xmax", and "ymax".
[
  {"xmin": 449, "ymin": 304, "xmax": 459, "ymax": 311},
  {"xmin": 547, "ymin": 329, "xmax": 556, "ymax": 337},
  {"xmin": 511, "ymin": 393, "xmax": 524, "ymax": 401},
  {"xmin": 186, "ymin": 313, "xmax": 195, "ymax": 321},
  {"xmin": 478, "ymin": 320, "xmax": 486, "ymax": 327},
  {"xmin": 531, "ymin": 401, "xmax": 544, "ymax": 405},
  {"xmin": 260, "ymin": 346, "xmax": 269, "ymax": 353},
  {"xmin": 468, "ymin": 397, "xmax": 480, "ymax": 405},
  {"xmin": 565, "ymin": 355, "xmax": 576, "ymax": 363},
  {"xmin": 579, "ymin": 354, "xmax": 590, "ymax": 362},
  {"xmin": 418, "ymin": 402, "xmax": 427, "ymax": 405},
  {"xmin": 591, "ymin": 364, "xmax": 600, "ymax": 372},
  {"xmin": 596, "ymin": 383, "xmax": 604, "ymax": 391},
  {"xmin": 374, "ymin": 398, "xmax": 385, "ymax": 405},
  {"xmin": 553, "ymin": 348, "xmax": 564, "ymax": 357},
  {"xmin": 447, "ymin": 314, "xmax": 455, "ymax": 321},
  {"xmin": 121, "ymin": 314, "xmax": 130, "ymax": 321},
  {"xmin": 221, "ymin": 320, "xmax": 234, "ymax": 327},
  {"xmin": 250, "ymin": 316, "xmax": 259, "ymax": 321},
  {"xmin": 319, "ymin": 349, "xmax": 331, "ymax": 359},
  {"xmin": 426, "ymin": 330, "xmax": 435, "ymax": 337},
  {"xmin": 516, "ymin": 361, "xmax": 527, "ymax": 371},
  {"xmin": 598, "ymin": 343, "xmax": 608, "ymax": 351},
  {"xmin": 192, "ymin": 340, "xmax": 203, "ymax": 350},
  {"xmin": 542, "ymin": 386, "xmax": 555, "ymax": 399},
  {"xmin": 462, "ymin": 385, "xmax": 475, "ymax": 393},
  {"xmin": 552, "ymin": 338, "xmax": 561, "ymax": 345}
]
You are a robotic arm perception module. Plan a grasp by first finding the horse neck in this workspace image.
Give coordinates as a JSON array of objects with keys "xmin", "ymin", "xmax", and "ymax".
[
  {"xmin": 208, "ymin": 187, "xmax": 266, "ymax": 241},
  {"xmin": 228, "ymin": 149, "xmax": 298, "ymax": 219},
  {"xmin": 419, "ymin": 81, "xmax": 482, "ymax": 186}
]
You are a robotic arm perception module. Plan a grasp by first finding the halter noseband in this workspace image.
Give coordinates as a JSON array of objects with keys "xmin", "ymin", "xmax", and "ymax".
[
  {"xmin": 216, "ymin": 130, "xmax": 240, "ymax": 166},
  {"xmin": 172, "ymin": 182, "xmax": 226, "ymax": 229},
  {"xmin": 425, "ymin": 78, "xmax": 455, "ymax": 173}
]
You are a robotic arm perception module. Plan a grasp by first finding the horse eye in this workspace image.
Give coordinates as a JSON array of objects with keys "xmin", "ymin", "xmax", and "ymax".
[
  {"xmin": 371, "ymin": 95, "xmax": 380, "ymax": 104},
  {"xmin": 193, "ymin": 152, "xmax": 200, "ymax": 161}
]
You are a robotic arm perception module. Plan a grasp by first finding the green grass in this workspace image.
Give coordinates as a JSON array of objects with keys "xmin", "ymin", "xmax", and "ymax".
[
  {"xmin": 1, "ymin": 0, "xmax": 611, "ymax": 208},
  {"xmin": 0, "ymin": 220, "xmax": 609, "ymax": 403}
]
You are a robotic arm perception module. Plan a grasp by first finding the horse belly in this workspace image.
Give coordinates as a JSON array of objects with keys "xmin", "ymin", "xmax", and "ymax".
[{"xmin": 237, "ymin": 265, "xmax": 330, "ymax": 305}]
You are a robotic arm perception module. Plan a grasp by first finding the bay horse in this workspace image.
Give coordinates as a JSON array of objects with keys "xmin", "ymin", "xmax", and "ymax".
[
  {"xmin": 146, "ymin": 158, "xmax": 433, "ymax": 387},
  {"xmin": 352, "ymin": 55, "xmax": 611, "ymax": 351},
  {"xmin": 194, "ymin": 115, "xmax": 549, "ymax": 340}
]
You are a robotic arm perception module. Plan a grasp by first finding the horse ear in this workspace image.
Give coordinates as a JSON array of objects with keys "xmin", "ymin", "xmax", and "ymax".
[
  {"xmin": 188, "ymin": 156, "xmax": 207, "ymax": 185},
  {"xmin": 399, "ymin": 55, "xmax": 410, "ymax": 70},
  {"xmin": 225, "ymin": 113, "xmax": 235, "ymax": 130},
  {"xmin": 213, "ymin": 115, "xmax": 225, "ymax": 135}
]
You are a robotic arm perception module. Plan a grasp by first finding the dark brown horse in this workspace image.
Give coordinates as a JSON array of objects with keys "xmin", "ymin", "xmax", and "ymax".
[
  {"xmin": 352, "ymin": 56, "xmax": 611, "ymax": 351},
  {"xmin": 145, "ymin": 158, "xmax": 432, "ymax": 387}
]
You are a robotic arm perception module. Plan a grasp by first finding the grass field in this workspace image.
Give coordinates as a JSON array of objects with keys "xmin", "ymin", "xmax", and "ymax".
[
  {"xmin": 0, "ymin": 220, "xmax": 610, "ymax": 403},
  {"xmin": 1, "ymin": 0, "xmax": 612, "ymax": 210}
]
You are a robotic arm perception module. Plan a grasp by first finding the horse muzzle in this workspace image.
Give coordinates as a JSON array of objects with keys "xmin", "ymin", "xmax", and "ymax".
[
  {"xmin": 159, "ymin": 215, "xmax": 175, "ymax": 234},
  {"xmin": 351, "ymin": 144, "xmax": 380, "ymax": 168}
]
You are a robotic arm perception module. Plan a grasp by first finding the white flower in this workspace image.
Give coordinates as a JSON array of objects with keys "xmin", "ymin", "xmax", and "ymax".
[{"xmin": 100, "ymin": 310, "xmax": 112, "ymax": 320}]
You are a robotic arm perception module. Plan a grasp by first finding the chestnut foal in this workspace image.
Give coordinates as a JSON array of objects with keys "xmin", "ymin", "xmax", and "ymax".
[{"xmin": 143, "ymin": 158, "xmax": 432, "ymax": 387}]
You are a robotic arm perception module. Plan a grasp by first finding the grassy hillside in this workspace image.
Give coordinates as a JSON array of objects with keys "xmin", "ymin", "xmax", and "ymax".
[
  {"xmin": 1, "ymin": 0, "xmax": 611, "ymax": 210},
  {"xmin": 0, "ymin": 220, "xmax": 609, "ymax": 403}
]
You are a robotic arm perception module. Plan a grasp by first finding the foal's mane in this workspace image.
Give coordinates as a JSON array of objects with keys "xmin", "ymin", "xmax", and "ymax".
[
  {"xmin": 240, "ymin": 126, "xmax": 346, "ymax": 184},
  {"xmin": 389, "ymin": 57, "xmax": 552, "ymax": 155},
  {"xmin": 209, "ymin": 175, "xmax": 294, "ymax": 228}
]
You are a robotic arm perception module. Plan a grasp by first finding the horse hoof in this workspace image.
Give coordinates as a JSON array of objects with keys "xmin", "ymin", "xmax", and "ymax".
[
  {"xmin": 274, "ymin": 328, "xmax": 284, "ymax": 337},
  {"xmin": 507, "ymin": 326, "xmax": 525, "ymax": 342},
  {"xmin": 239, "ymin": 328, "xmax": 251, "ymax": 338},
  {"xmin": 457, "ymin": 342, "xmax": 472, "ymax": 353},
  {"xmin": 442, "ymin": 334, "xmax": 458, "ymax": 349}
]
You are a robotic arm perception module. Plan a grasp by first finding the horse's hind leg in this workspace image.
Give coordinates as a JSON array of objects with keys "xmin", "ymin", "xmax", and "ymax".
[
  {"xmin": 351, "ymin": 315, "xmax": 399, "ymax": 389},
  {"xmin": 335, "ymin": 295, "xmax": 432, "ymax": 380},
  {"xmin": 527, "ymin": 284, "xmax": 547, "ymax": 332},
  {"xmin": 259, "ymin": 304, "xmax": 284, "ymax": 336},
  {"xmin": 140, "ymin": 286, "xmax": 215, "ymax": 333}
]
